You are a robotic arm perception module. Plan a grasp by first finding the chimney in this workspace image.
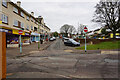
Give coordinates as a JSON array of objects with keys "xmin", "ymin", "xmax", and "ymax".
[
  {"xmin": 17, "ymin": 1, "xmax": 21, "ymax": 7},
  {"xmin": 31, "ymin": 12, "xmax": 34, "ymax": 16}
]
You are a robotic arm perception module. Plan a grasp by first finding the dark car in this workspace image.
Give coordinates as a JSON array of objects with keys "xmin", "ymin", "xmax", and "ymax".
[{"xmin": 64, "ymin": 39, "xmax": 80, "ymax": 46}]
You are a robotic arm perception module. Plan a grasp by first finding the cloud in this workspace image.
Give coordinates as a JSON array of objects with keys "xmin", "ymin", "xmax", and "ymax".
[
  {"xmin": 11, "ymin": 0, "xmax": 100, "ymax": 32},
  {"xmin": 11, "ymin": 0, "xmax": 99, "ymax": 2}
]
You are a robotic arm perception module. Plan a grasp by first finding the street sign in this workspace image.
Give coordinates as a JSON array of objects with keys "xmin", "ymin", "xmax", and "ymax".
[
  {"xmin": 84, "ymin": 26, "xmax": 88, "ymax": 33},
  {"xmin": 19, "ymin": 30, "xmax": 23, "ymax": 35},
  {"xmin": 83, "ymin": 26, "xmax": 88, "ymax": 52}
]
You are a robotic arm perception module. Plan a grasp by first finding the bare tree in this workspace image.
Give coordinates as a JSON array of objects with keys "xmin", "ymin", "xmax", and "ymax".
[
  {"xmin": 60, "ymin": 24, "xmax": 76, "ymax": 37},
  {"xmin": 92, "ymin": 0, "xmax": 120, "ymax": 39},
  {"xmin": 69, "ymin": 25, "xmax": 76, "ymax": 34},
  {"xmin": 77, "ymin": 24, "xmax": 84, "ymax": 35}
]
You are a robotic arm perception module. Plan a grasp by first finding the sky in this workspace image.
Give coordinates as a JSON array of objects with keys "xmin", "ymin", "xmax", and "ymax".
[{"xmin": 11, "ymin": 0, "xmax": 101, "ymax": 32}]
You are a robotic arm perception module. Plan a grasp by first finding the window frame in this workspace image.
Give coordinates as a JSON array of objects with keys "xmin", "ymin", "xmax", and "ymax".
[
  {"xmin": 26, "ymin": 25, "xmax": 29, "ymax": 30},
  {"xmin": 21, "ymin": 22, "xmax": 24, "ymax": 28},
  {"xmin": 31, "ymin": 17, "xmax": 33, "ymax": 22},
  {"xmin": 13, "ymin": 7, "xmax": 19, "ymax": 14},
  {"xmin": 2, "ymin": 14, "xmax": 8, "ymax": 24},
  {"xmin": 34, "ymin": 27, "xmax": 37, "ymax": 31},
  {"xmin": 27, "ymin": 16, "xmax": 30, "ymax": 21},
  {"xmin": 20, "ymin": 12, "xmax": 24, "ymax": 18},
  {"xmin": 31, "ymin": 26, "xmax": 33, "ymax": 30},
  {"xmin": 2, "ymin": 0, "xmax": 8, "ymax": 8},
  {"xmin": 13, "ymin": 20, "xmax": 19, "ymax": 27}
]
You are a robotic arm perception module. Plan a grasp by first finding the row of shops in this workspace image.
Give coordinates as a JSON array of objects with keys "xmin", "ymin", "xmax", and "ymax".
[{"xmin": 0, "ymin": 27, "xmax": 49, "ymax": 48}]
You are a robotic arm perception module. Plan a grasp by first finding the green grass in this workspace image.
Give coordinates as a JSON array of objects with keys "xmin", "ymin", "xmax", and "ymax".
[{"xmin": 76, "ymin": 41, "xmax": 120, "ymax": 50}]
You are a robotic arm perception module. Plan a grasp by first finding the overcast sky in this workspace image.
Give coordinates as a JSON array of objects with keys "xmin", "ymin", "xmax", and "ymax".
[{"xmin": 11, "ymin": 0, "xmax": 101, "ymax": 32}]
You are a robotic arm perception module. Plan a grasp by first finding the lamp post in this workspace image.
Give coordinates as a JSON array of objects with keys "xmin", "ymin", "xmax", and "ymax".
[{"xmin": 37, "ymin": 16, "xmax": 41, "ymax": 49}]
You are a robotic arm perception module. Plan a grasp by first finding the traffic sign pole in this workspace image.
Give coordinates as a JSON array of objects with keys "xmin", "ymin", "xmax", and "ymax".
[
  {"xmin": 20, "ymin": 35, "xmax": 22, "ymax": 54},
  {"xmin": 85, "ymin": 34, "xmax": 87, "ymax": 52},
  {"xmin": 19, "ymin": 30, "xmax": 23, "ymax": 54},
  {"xmin": 84, "ymin": 26, "xmax": 88, "ymax": 52}
]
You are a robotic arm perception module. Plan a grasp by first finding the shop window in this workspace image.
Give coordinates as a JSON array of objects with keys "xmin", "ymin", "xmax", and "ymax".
[
  {"xmin": 13, "ymin": 7, "xmax": 18, "ymax": 14},
  {"xmin": 21, "ymin": 12, "xmax": 24, "ymax": 18},
  {"xmin": 2, "ymin": 14, "xmax": 8, "ymax": 24},
  {"xmin": 27, "ymin": 16, "xmax": 29, "ymax": 21},
  {"xmin": 2, "ymin": 0, "xmax": 7, "ymax": 8},
  {"xmin": 13, "ymin": 20, "xmax": 18, "ymax": 27}
]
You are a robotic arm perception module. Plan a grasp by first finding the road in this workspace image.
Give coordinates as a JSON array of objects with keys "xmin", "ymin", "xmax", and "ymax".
[{"xmin": 7, "ymin": 39, "xmax": 119, "ymax": 79}]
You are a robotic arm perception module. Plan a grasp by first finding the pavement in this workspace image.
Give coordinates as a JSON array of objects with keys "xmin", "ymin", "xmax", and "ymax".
[
  {"xmin": 6, "ymin": 41, "xmax": 53, "ymax": 59},
  {"xmin": 6, "ymin": 39, "xmax": 119, "ymax": 79}
]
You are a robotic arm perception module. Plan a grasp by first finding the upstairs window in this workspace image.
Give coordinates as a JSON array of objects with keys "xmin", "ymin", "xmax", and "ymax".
[
  {"xmin": 21, "ymin": 12, "xmax": 24, "ymax": 18},
  {"xmin": 2, "ymin": 14, "xmax": 8, "ymax": 24},
  {"xmin": 13, "ymin": 20, "xmax": 18, "ymax": 27},
  {"xmin": 21, "ymin": 22, "xmax": 24, "ymax": 28},
  {"xmin": 31, "ymin": 18, "xmax": 33, "ymax": 22},
  {"xmin": 31, "ymin": 26, "xmax": 33, "ymax": 30},
  {"xmin": 26, "ymin": 25, "xmax": 29, "ymax": 30},
  {"xmin": 13, "ymin": 7, "xmax": 18, "ymax": 14},
  {"xmin": 2, "ymin": 0, "xmax": 7, "ymax": 8},
  {"xmin": 42, "ymin": 25, "xmax": 44, "ymax": 27},
  {"xmin": 34, "ymin": 27, "xmax": 37, "ymax": 31},
  {"xmin": 33, "ymin": 19, "xmax": 35, "ymax": 23},
  {"xmin": 36, "ymin": 22, "xmax": 38, "ymax": 25},
  {"xmin": 27, "ymin": 16, "xmax": 29, "ymax": 21}
]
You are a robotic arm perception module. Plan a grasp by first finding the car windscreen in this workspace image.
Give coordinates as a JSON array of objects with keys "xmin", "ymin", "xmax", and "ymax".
[{"xmin": 69, "ymin": 39, "xmax": 77, "ymax": 43}]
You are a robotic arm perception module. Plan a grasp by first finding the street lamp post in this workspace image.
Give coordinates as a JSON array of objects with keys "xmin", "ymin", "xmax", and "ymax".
[{"xmin": 37, "ymin": 16, "xmax": 40, "ymax": 49}]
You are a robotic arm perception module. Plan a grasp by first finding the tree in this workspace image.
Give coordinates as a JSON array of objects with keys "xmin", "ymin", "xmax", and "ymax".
[
  {"xmin": 69, "ymin": 25, "xmax": 76, "ymax": 37},
  {"xmin": 77, "ymin": 24, "xmax": 84, "ymax": 35},
  {"xmin": 53, "ymin": 31, "xmax": 58, "ymax": 37},
  {"xmin": 60, "ymin": 24, "xmax": 76, "ymax": 37},
  {"xmin": 101, "ymin": 28, "xmax": 108, "ymax": 35},
  {"xmin": 92, "ymin": 0, "xmax": 120, "ymax": 39}
]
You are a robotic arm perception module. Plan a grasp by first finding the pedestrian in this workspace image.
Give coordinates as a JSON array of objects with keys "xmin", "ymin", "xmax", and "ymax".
[{"xmin": 40, "ymin": 38, "xmax": 43, "ymax": 44}]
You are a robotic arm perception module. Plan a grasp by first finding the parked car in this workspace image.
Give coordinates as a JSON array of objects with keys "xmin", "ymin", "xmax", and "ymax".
[
  {"xmin": 52, "ymin": 37, "xmax": 56, "ymax": 40},
  {"xmin": 64, "ymin": 39, "xmax": 80, "ymax": 46},
  {"xmin": 63, "ymin": 38, "xmax": 70, "ymax": 43},
  {"xmin": 62, "ymin": 37, "xmax": 69, "ymax": 41},
  {"xmin": 49, "ymin": 37, "xmax": 56, "ymax": 41}
]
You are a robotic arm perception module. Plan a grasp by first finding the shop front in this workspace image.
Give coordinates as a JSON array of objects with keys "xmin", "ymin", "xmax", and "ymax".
[
  {"xmin": 21, "ymin": 32, "xmax": 30, "ymax": 45},
  {"xmin": 1, "ymin": 27, "xmax": 30, "ymax": 47},
  {"xmin": 31, "ymin": 32, "xmax": 40, "ymax": 42}
]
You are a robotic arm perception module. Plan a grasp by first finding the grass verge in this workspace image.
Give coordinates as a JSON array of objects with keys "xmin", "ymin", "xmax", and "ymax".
[{"xmin": 76, "ymin": 41, "xmax": 120, "ymax": 50}]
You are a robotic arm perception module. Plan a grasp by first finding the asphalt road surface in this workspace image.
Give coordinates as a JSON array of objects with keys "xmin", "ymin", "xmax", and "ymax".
[{"xmin": 7, "ymin": 39, "xmax": 119, "ymax": 79}]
